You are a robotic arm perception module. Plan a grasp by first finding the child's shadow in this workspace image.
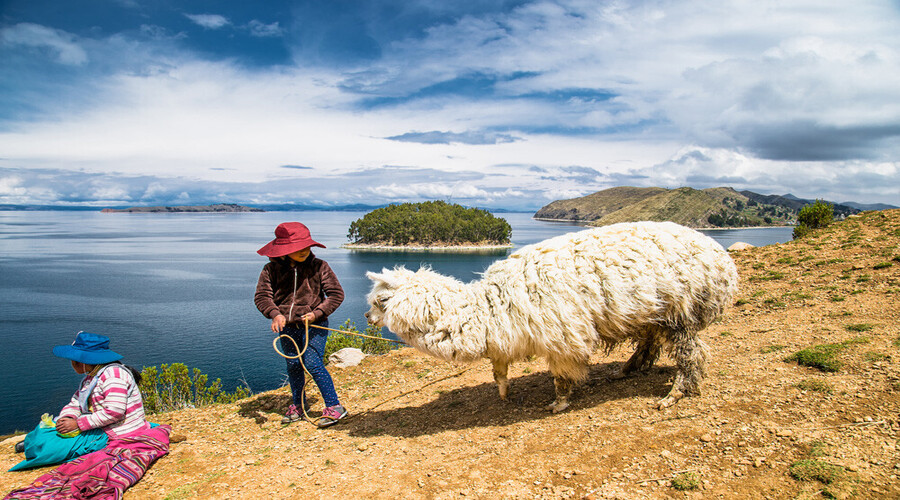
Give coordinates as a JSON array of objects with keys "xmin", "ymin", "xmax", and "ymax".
[{"xmin": 237, "ymin": 393, "xmax": 320, "ymax": 424}]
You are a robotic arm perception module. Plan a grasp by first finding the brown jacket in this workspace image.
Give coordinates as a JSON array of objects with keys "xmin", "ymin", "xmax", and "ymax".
[{"xmin": 254, "ymin": 253, "xmax": 344, "ymax": 324}]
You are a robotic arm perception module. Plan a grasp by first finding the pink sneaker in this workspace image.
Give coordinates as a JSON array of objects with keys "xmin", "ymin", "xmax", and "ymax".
[{"xmin": 317, "ymin": 405, "xmax": 347, "ymax": 428}]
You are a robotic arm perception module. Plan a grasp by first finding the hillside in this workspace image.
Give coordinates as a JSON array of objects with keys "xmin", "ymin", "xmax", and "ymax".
[
  {"xmin": 534, "ymin": 187, "xmax": 861, "ymax": 228},
  {"xmin": 2, "ymin": 210, "xmax": 899, "ymax": 499}
]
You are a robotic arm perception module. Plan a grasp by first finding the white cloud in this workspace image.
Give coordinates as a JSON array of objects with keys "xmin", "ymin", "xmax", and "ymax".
[
  {"xmin": 2, "ymin": 1, "xmax": 899, "ymax": 208},
  {"xmin": 247, "ymin": 20, "xmax": 283, "ymax": 38},
  {"xmin": 0, "ymin": 23, "xmax": 88, "ymax": 65},
  {"xmin": 184, "ymin": 14, "xmax": 231, "ymax": 30}
]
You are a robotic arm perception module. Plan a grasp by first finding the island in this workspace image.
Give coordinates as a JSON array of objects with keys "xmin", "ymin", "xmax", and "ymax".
[
  {"xmin": 101, "ymin": 204, "xmax": 264, "ymax": 213},
  {"xmin": 343, "ymin": 201, "xmax": 512, "ymax": 251}
]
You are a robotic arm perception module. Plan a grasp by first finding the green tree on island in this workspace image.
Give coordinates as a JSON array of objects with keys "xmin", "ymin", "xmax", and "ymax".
[{"xmin": 348, "ymin": 201, "xmax": 512, "ymax": 246}]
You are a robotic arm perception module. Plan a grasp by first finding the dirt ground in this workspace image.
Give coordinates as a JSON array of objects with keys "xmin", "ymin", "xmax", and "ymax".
[{"xmin": 2, "ymin": 210, "xmax": 899, "ymax": 499}]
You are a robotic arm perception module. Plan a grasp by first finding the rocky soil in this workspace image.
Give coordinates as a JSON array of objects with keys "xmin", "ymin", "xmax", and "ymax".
[{"xmin": 3, "ymin": 210, "xmax": 899, "ymax": 499}]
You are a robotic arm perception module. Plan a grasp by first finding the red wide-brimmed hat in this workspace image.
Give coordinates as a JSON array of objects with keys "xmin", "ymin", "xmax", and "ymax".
[{"xmin": 257, "ymin": 222, "xmax": 325, "ymax": 257}]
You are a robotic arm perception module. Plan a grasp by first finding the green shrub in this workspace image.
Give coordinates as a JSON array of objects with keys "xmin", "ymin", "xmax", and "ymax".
[
  {"xmin": 795, "ymin": 379, "xmax": 833, "ymax": 394},
  {"xmin": 873, "ymin": 262, "xmax": 893, "ymax": 270},
  {"xmin": 761, "ymin": 344, "xmax": 787, "ymax": 354},
  {"xmin": 785, "ymin": 337, "xmax": 869, "ymax": 372},
  {"xmin": 671, "ymin": 471, "xmax": 700, "ymax": 491},
  {"xmin": 789, "ymin": 459, "xmax": 844, "ymax": 484},
  {"xmin": 793, "ymin": 200, "xmax": 833, "ymax": 239},
  {"xmin": 844, "ymin": 323, "xmax": 874, "ymax": 332},
  {"xmin": 785, "ymin": 344, "xmax": 844, "ymax": 372},
  {"xmin": 140, "ymin": 363, "xmax": 251, "ymax": 414}
]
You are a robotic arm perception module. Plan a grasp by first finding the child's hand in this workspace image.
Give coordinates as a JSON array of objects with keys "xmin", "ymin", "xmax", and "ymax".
[
  {"xmin": 56, "ymin": 417, "xmax": 78, "ymax": 434},
  {"xmin": 271, "ymin": 314, "xmax": 287, "ymax": 333}
]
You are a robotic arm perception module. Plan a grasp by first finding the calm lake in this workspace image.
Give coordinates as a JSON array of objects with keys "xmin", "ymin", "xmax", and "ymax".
[{"xmin": 0, "ymin": 211, "xmax": 793, "ymax": 434}]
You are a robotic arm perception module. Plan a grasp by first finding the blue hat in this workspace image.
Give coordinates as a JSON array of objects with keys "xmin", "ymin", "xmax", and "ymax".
[{"xmin": 52, "ymin": 331, "xmax": 123, "ymax": 365}]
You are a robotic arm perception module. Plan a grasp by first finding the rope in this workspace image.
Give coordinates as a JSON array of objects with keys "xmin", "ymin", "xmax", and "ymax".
[
  {"xmin": 272, "ymin": 320, "xmax": 408, "ymax": 426},
  {"xmin": 272, "ymin": 322, "xmax": 322, "ymax": 426}
]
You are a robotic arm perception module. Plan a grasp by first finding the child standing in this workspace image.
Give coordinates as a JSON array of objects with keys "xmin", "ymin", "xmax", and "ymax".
[{"xmin": 254, "ymin": 222, "xmax": 348, "ymax": 427}]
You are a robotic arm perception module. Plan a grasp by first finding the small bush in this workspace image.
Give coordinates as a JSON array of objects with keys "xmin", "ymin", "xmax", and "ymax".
[
  {"xmin": 795, "ymin": 379, "xmax": 833, "ymax": 394},
  {"xmin": 140, "ymin": 363, "xmax": 251, "ymax": 414},
  {"xmin": 761, "ymin": 344, "xmax": 787, "ymax": 354},
  {"xmin": 845, "ymin": 323, "xmax": 874, "ymax": 332},
  {"xmin": 671, "ymin": 471, "xmax": 700, "ymax": 491},
  {"xmin": 785, "ymin": 344, "xmax": 844, "ymax": 372},
  {"xmin": 793, "ymin": 200, "xmax": 834, "ymax": 240},
  {"xmin": 789, "ymin": 459, "xmax": 844, "ymax": 484},
  {"xmin": 785, "ymin": 337, "xmax": 869, "ymax": 372},
  {"xmin": 873, "ymin": 262, "xmax": 893, "ymax": 270}
]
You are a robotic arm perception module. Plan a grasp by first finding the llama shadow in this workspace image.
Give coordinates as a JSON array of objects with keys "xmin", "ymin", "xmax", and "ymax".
[{"xmin": 342, "ymin": 361, "xmax": 676, "ymax": 438}]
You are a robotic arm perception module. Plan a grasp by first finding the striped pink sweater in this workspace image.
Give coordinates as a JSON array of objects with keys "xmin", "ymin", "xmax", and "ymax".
[{"xmin": 58, "ymin": 364, "xmax": 149, "ymax": 438}]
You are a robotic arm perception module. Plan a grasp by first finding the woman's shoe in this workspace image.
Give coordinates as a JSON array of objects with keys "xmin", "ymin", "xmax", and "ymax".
[{"xmin": 14, "ymin": 441, "xmax": 25, "ymax": 453}]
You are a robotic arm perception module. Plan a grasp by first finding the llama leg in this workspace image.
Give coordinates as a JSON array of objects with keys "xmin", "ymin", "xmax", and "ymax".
[
  {"xmin": 547, "ymin": 377, "xmax": 575, "ymax": 413},
  {"xmin": 615, "ymin": 337, "xmax": 661, "ymax": 379},
  {"xmin": 492, "ymin": 359, "xmax": 510, "ymax": 400},
  {"xmin": 658, "ymin": 330, "xmax": 709, "ymax": 409},
  {"xmin": 545, "ymin": 357, "xmax": 587, "ymax": 413}
]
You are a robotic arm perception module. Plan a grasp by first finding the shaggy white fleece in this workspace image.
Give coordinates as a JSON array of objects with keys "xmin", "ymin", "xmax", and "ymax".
[{"xmin": 366, "ymin": 221, "xmax": 738, "ymax": 412}]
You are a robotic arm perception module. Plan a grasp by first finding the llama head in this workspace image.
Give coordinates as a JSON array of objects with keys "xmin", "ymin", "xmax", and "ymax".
[
  {"xmin": 364, "ymin": 266, "xmax": 415, "ymax": 328},
  {"xmin": 365, "ymin": 266, "xmax": 484, "ymax": 362}
]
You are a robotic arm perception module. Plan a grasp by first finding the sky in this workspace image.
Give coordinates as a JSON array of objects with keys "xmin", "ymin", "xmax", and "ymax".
[{"xmin": 1, "ymin": 0, "xmax": 898, "ymax": 210}]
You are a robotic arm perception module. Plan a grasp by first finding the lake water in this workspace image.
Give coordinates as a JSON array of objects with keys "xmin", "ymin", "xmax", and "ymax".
[{"xmin": 0, "ymin": 211, "xmax": 793, "ymax": 434}]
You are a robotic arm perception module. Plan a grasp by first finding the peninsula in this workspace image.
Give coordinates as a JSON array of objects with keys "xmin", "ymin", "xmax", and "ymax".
[
  {"xmin": 534, "ymin": 186, "xmax": 864, "ymax": 228},
  {"xmin": 100, "ymin": 203, "xmax": 263, "ymax": 213}
]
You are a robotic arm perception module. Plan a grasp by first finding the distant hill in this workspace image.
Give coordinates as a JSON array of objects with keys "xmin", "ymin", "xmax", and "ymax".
[
  {"xmin": 100, "ymin": 203, "xmax": 263, "ymax": 213},
  {"xmin": 840, "ymin": 201, "xmax": 899, "ymax": 211},
  {"xmin": 739, "ymin": 192, "xmax": 861, "ymax": 219},
  {"xmin": 534, "ymin": 187, "xmax": 865, "ymax": 228}
]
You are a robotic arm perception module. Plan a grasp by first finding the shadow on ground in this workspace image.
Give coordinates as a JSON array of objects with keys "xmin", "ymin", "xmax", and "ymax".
[{"xmin": 339, "ymin": 362, "xmax": 676, "ymax": 438}]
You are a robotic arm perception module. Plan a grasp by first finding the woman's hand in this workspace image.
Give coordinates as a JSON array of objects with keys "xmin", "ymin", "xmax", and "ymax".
[
  {"xmin": 300, "ymin": 312, "xmax": 316, "ymax": 324},
  {"xmin": 271, "ymin": 314, "xmax": 287, "ymax": 333},
  {"xmin": 55, "ymin": 416, "xmax": 78, "ymax": 434}
]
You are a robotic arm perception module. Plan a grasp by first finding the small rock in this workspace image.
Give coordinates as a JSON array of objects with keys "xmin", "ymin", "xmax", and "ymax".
[
  {"xmin": 728, "ymin": 242, "xmax": 755, "ymax": 251},
  {"xmin": 700, "ymin": 434, "xmax": 714, "ymax": 443},
  {"xmin": 329, "ymin": 348, "xmax": 367, "ymax": 368},
  {"xmin": 357, "ymin": 444, "xmax": 369, "ymax": 452},
  {"xmin": 776, "ymin": 429, "xmax": 793, "ymax": 437}
]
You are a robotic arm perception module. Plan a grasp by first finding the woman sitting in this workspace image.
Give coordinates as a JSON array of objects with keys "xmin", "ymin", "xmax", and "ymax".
[
  {"xmin": 6, "ymin": 332, "xmax": 169, "ymax": 499},
  {"xmin": 9, "ymin": 331, "xmax": 164, "ymax": 472}
]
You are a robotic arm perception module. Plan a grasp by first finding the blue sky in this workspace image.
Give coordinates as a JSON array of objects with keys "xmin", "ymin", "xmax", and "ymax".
[{"xmin": 1, "ymin": 0, "xmax": 898, "ymax": 210}]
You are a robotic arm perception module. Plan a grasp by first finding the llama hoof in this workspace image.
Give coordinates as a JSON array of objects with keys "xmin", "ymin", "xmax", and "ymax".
[
  {"xmin": 546, "ymin": 400, "xmax": 569, "ymax": 413},
  {"xmin": 656, "ymin": 391, "xmax": 683, "ymax": 409}
]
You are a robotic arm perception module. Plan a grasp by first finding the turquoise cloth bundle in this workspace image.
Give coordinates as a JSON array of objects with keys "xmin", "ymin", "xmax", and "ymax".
[{"xmin": 9, "ymin": 422, "xmax": 107, "ymax": 471}]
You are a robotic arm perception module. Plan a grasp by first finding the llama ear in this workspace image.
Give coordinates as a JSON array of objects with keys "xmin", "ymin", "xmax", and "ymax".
[{"xmin": 367, "ymin": 268, "xmax": 400, "ymax": 289}]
